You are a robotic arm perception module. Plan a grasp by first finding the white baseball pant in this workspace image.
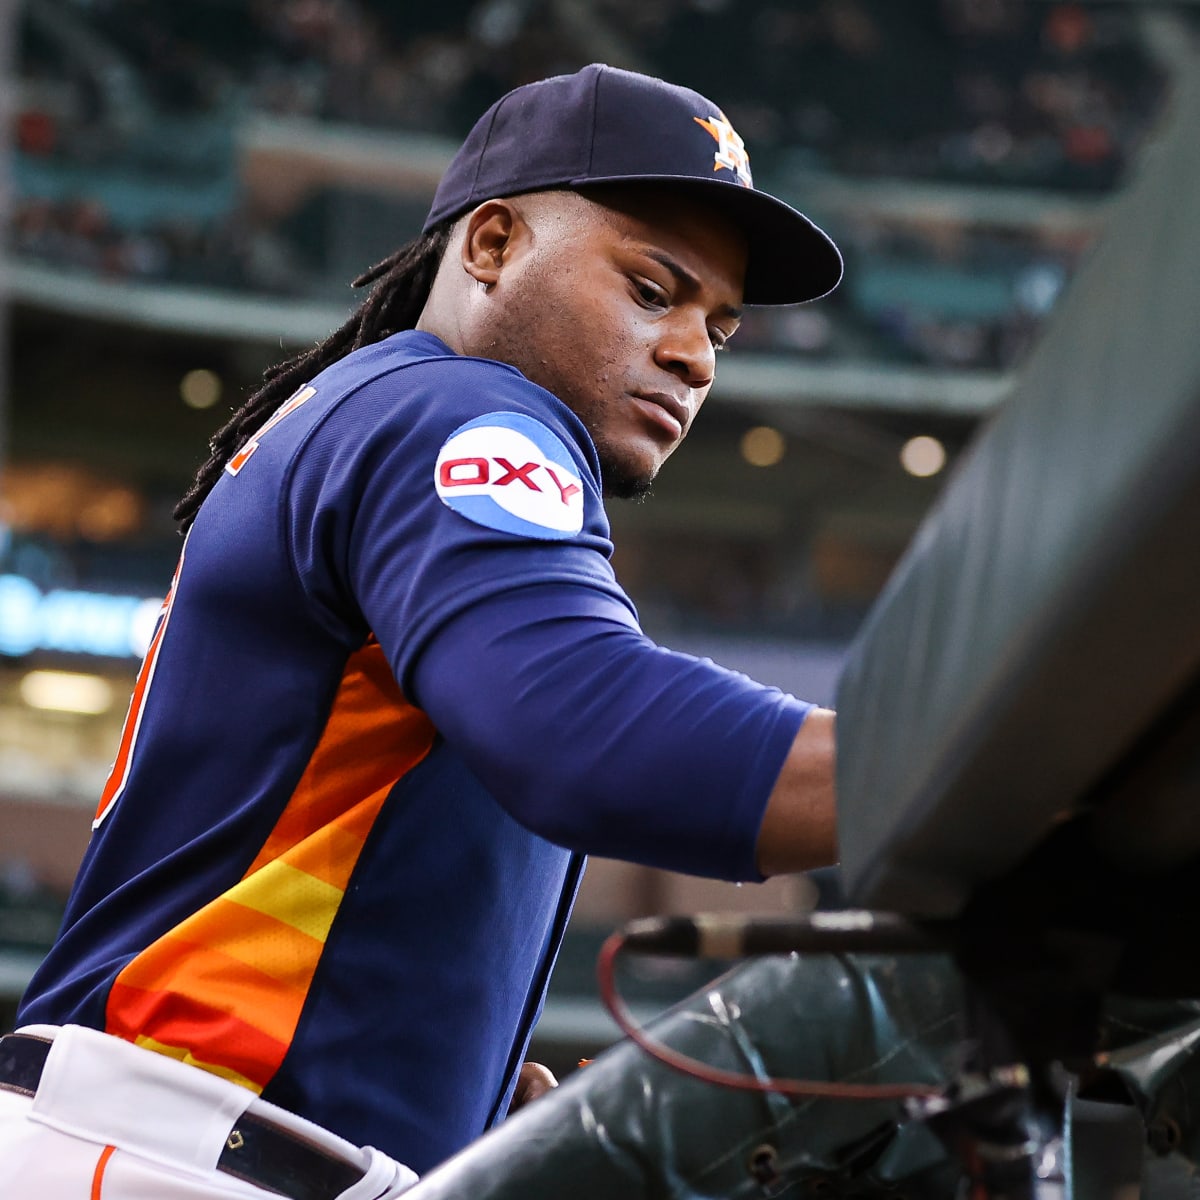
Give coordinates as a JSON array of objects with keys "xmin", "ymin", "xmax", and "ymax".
[{"xmin": 0, "ymin": 1024, "xmax": 417, "ymax": 1199}]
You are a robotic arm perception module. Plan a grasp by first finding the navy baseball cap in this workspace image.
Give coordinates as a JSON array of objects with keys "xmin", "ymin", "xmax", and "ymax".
[{"xmin": 424, "ymin": 63, "xmax": 842, "ymax": 305}]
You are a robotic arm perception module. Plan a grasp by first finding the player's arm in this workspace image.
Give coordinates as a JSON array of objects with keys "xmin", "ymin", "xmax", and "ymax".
[
  {"xmin": 406, "ymin": 586, "xmax": 837, "ymax": 882},
  {"xmin": 754, "ymin": 706, "xmax": 837, "ymax": 877},
  {"xmin": 295, "ymin": 366, "xmax": 837, "ymax": 880}
]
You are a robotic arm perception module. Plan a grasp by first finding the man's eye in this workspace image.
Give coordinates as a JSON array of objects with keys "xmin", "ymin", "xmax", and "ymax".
[
  {"xmin": 710, "ymin": 330, "xmax": 731, "ymax": 352},
  {"xmin": 633, "ymin": 279, "xmax": 667, "ymax": 307}
]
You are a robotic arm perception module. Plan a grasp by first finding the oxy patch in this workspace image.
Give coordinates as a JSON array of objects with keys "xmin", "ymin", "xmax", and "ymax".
[{"xmin": 434, "ymin": 412, "xmax": 585, "ymax": 539}]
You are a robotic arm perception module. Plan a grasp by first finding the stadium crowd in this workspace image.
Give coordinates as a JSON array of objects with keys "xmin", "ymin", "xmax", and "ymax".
[
  {"xmin": 9, "ymin": 0, "xmax": 1171, "ymax": 371},
  {"xmin": 18, "ymin": 0, "xmax": 1166, "ymax": 181}
]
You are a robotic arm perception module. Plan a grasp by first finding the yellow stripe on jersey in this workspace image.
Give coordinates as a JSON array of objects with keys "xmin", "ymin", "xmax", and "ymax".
[
  {"xmin": 230, "ymin": 859, "xmax": 344, "ymax": 944},
  {"xmin": 132, "ymin": 1033, "xmax": 265, "ymax": 1094}
]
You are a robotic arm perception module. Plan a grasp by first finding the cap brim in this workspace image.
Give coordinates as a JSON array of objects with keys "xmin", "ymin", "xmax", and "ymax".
[{"xmin": 574, "ymin": 174, "xmax": 843, "ymax": 305}]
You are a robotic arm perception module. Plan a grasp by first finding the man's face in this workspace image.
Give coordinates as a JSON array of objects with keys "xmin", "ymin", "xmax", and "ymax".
[{"xmin": 469, "ymin": 189, "xmax": 747, "ymax": 498}]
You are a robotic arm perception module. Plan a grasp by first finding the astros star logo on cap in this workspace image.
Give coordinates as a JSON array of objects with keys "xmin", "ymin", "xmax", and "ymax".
[{"xmin": 693, "ymin": 113, "xmax": 753, "ymax": 187}]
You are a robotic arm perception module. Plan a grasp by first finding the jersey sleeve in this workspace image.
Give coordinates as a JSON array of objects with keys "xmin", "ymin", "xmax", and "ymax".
[
  {"xmin": 285, "ymin": 350, "xmax": 813, "ymax": 881},
  {"xmin": 412, "ymin": 587, "xmax": 812, "ymax": 880}
]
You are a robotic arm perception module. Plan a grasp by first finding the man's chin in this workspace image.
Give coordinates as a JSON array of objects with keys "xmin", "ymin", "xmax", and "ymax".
[{"xmin": 599, "ymin": 454, "xmax": 656, "ymax": 502}]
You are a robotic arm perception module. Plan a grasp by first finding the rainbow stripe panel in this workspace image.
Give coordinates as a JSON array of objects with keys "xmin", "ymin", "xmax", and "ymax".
[{"xmin": 104, "ymin": 640, "xmax": 436, "ymax": 1093}]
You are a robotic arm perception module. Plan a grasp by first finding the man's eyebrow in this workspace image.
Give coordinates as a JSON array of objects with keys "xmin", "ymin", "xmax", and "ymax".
[{"xmin": 641, "ymin": 248, "xmax": 744, "ymax": 320}]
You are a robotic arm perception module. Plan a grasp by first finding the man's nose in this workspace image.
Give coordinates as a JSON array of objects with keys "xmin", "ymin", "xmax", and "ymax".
[{"xmin": 654, "ymin": 316, "xmax": 716, "ymax": 390}]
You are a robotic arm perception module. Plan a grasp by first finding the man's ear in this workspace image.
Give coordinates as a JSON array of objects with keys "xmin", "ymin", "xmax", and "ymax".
[{"xmin": 462, "ymin": 200, "xmax": 522, "ymax": 289}]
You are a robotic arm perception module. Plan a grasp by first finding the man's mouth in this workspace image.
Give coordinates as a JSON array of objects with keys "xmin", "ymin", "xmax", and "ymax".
[{"xmin": 629, "ymin": 392, "xmax": 689, "ymax": 440}]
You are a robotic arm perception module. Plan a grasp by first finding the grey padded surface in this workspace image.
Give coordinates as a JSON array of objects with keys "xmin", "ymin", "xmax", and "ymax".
[{"xmin": 835, "ymin": 64, "xmax": 1200, "ymax": 915}]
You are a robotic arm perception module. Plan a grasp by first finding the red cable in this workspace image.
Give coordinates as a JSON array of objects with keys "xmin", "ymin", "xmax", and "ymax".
[{"xmin": 596, "ymin": 930, "xmax": 944, "ymax": 1100}]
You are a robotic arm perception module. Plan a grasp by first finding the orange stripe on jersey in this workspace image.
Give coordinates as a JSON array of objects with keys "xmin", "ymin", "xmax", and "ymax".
[
  {"xmin": 273, "ymin": 818, "xmax": 376, "ymax": 891},
  {"xmin": 105, "ymin": 638, "xmax": 436, "ymax": 1093},
  {"xmin": 112, "ymin": 938, "xmax": 307, "ymax": 1049},
  {"xmin": 245, "ymin": 640, "xmax": 431, "ymax": 875},
  {"xmin": 113, "ymin": 914, "xmax": 316, "ymax": 1039},
  {"xmin": 108, "ymin": 980, "xmax": 290, "ymax": 1092},
  {"xmin": 94, "ymin": 542, "xmax": 188, "ymax": 828}
]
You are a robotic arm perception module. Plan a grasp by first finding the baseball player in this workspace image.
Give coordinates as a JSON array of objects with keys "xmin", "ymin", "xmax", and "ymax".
[{"xmin": 0, "ymin": 64, "xmax": 841, "ymax": 1198}]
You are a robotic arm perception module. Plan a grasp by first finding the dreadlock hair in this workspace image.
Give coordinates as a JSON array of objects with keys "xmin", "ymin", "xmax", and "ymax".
[{"xmin": 174, "ymin": 220, "xmax": 454, "ymax": 532}]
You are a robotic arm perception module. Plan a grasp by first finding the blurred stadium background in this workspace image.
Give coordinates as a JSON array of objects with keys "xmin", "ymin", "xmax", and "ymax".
[{"xmin": 0, "ymin": 0, "xmax": 1195, "ymax": 1078}]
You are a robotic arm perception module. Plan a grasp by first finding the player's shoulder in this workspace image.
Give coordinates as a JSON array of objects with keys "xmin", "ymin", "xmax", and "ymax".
[
  {"xmin": 327, "ymin": 331, "xmax": 595, "ymax": 459},
  {"xmin": 327, "ymin": 330, "xmax": 534, "ymax": 408},
  {"xmin": 328, "ymin": 334, "xmax": 602, "ymax": 541}
]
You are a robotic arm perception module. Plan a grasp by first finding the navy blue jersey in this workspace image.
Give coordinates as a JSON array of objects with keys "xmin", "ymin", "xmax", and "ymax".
[{"xmin": 19, "ymin": 331, "xmax": 812, "ymax": 1172}]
